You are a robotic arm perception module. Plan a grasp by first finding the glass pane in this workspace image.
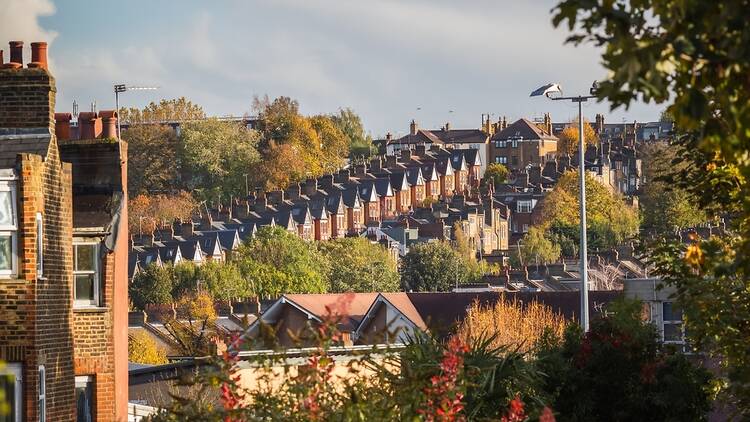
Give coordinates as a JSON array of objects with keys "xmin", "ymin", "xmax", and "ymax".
[
  {"xmin": 0, "ymin": 191, "xmax": 12, "ymax": 226},
  {"xmin": 663, "ymin": 302, "xmax": 683, "ymax": 321},
  {"xmin": 0, "ymin": 374, "xmax": 15, "ymax": 422},
  {"xmin": 75, "ymin": 274, "xmax": 94, "ymax": 302},
  {"xmin": 664, "ymin": 323, "xmax": 683, "ymax": 342},
  {"xmin": 0, "ymin": 235, "xmax": 11, "ymax": 271},
  {"xmin": 76, "ymin": 382, "xmax": 94, "ymax": 422},
  {"xmin": 76, "ymin": 245, "xmax": 95, "ymax": 272}
]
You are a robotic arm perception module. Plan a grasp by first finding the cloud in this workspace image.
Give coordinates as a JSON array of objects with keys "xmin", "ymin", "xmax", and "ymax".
[{"xmin": 0, "ymin": 0, "xmax": 58, "ymax": 61}]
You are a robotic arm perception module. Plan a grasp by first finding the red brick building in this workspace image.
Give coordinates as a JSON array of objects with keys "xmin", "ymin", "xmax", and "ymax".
[{"xmin": 0, "ymin": 41, "xmax": 128, "ymax": 421}]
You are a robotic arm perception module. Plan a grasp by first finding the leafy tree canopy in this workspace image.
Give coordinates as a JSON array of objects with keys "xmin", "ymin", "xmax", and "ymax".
[
  {"xmin": 482, "ymin": 163, "xmax": 509, "ymax": 188},
  {"xmin": 556, "ymin": 119, "xmax": 597, "ymax": 156},
  {"xmin": 329, "ymin": 108, "xmax": 375, "ymax": 158},
  {"xmin": 318, "ymin": 237, "xmax": 399, "ymax": 293},
  {"xmin": 128, "ymin": 192, "xmax": 198, "ymax": 234},
  {"xmin": 400, "ymin": 242, "xmax": 478, "ymax": 292},
  {"xmin": 517, "ymin": 226, "xmax": 561, "ymax": 266},
  {"xmin": 119, "ymin": 97, "xmax": 205, "ymax": 124},
  {"xmin": 122, "ymin": 124, "xmax": 181, "ymax": 196}
]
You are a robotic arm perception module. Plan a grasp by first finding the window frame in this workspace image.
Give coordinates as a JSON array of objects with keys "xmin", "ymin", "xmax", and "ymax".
[
  {"xmin": 662, "ymin": 301, "xmax": 685, "ymax": 345},
  {"xmin": 0, "ymin": 180, "xmax": 18, "ymax": 278},
  {"xmin": 75, "ymin": 375, "xmax": 95, "ymax": 422},
  {"xmin": 517, "ymin": 201, "xmax": 533, "ymax": 213},
  {"xmin": 1, "ymin": 362, "xmax": 23, "ymax": 422},
  {"xmin": 73, "ymin": 241, "xmax": 101, "ymax": 308},
  {"xmin": 36, "ymin": 212, "xmax": 43, "ymax": 277},
  {"xmin": 38, "ymin": 365, "xmax": 46, "ymax": 422}
]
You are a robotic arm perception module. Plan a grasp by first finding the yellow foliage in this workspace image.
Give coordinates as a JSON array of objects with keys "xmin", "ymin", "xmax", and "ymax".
[
  {"xmin": 557, "ymin": 119, "xmax": 598, "ymax": 155},
  {"xmin": 129, "ymin": 330, "xmax": 168, "ymax": 365},
  {"xmin": 175, "ymin": 291, "xmax": 217, "ymax": 322},
  {"xmin": 457, "ymin": 297, "xmax": 567, "ymax": 353}
]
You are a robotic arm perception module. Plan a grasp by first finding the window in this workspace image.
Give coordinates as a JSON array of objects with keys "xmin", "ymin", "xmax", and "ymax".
[
  {"xmin": 74, "ymin": 242, "xmax": 101, "ymax": 307},
  {"xmin": 495, "ymin": 156, "xmax": 507, "ymax": 164},
  {"xmin": 0, "ymin": 363, "xmax": 22, "ymax": 422},
  {"xmin": 0, "ymin": 181, "xmax": 17, "ymax": 277},
  {"xmin": 517, "ymin": 201, "xmax": 532, "ymax": 213},
  {"xmin": 522, "ymin": 224, "xmax": 529, "ymax": 233},
  {"xmin": 38, "ymin": 366, "xmax": 46, "ymax": 422},
  {"xmin": 495, "ymin": 140, "xmax": 506, "ymax": 148},
  {"xmin": 75, "ymin": 376, "xmax": 94, "ymax": 422},
  {"xmin": 36, "ymin": 213, "xmax": 43, "ymax": 277},
  {"xmin": 662, "ymin": 302, "xmax": 684, "ymax": 344},
  {"xmin": 511, "ymin": 138, "xmax": 519, "ymax": 148}
]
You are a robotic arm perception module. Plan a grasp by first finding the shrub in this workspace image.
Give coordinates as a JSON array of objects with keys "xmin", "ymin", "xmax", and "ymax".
[{"xmin": 129, "ymin": 331, "xmax": 168, "ymax": 365}]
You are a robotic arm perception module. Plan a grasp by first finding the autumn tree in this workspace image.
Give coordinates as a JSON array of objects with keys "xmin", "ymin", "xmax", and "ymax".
[
  {"xmin": 556, "ymin": 119, "xmax": 597, "ymax": 156},
  {"xmin": 554, "ymin": 0, "xmax": 750, "ymax": 410},
  {"xmin": 310, "ymin": 115, "xmax": 349, "ymax": 173},
  {"xmin": 400, "ymin": 242, "xmax": 478, "ymax": 292},
  {"xmin": 540, "ymin": 171, "xmax": 638, "ymax": 250},
  {"xmin": 129, "ymin": 264, "xmax": 175, "ymax": 310},
  {"xmin": 180, "ymin": 119, "xmax": 261, "ymax": 202},
  {"xmin": 457, "ymin": 297, "xmax": 567, "ymax": 353},
  {"xmin": 128, "ymin": 192, "xmax": 198, "ymax": 234},
  {"xmin": 329, "ymin": 108, "xmax": 375, "ymax": 158},
  {"xmin": 482, "ymin": 163, "xmax": 509, "ymax": 188},
  {"xmin": 318, "ymin": 237, "xmax": 399, "ymax": 292},
  {"xmin": 196, "ymin": 261, "xmax": 248, "ymax": 301},
  {"xmin": 122, "ymin": 124, "xmax": 181, "ymax": 196},
  {"xmin": 235, "ymin": 226, "xmax": 329, "ymax": 298},
  {"xmin": 128, "ymin": 331, "xmax": 168, "ymax": 365},
  {"xmin": 119, "ymin": 97, "xmax": 205, "ymax": 124}
]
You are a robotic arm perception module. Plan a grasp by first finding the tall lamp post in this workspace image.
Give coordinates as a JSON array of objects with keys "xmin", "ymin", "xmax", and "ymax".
[
  {"xmin": 113, "ymin": 84, "xmax": 159, "ymax": 139},
  {"xmin": 530, "ymin": 81, "xmax": 598, "ymax": 331}
]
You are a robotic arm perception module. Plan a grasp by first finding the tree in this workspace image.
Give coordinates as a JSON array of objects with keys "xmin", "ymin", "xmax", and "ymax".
[
  {"xmin": 553, "ymin": 0, "xmax": 750, "ymax": 410},
  {"xmin": 640, "ymin": 142, "xmax": 706, "ymax": 235},
  {"xmin": 400, "ymin": 242, "xmax": 477, "ymax": 292},
  {"xmin": 128, "ymin": 192, "xmax": 198, "ymax": 234},
  {"xmin": 180, "ymin": 119, "xmax": 261, "ymax": 202},
  {"xmin": 119, "ymin": 97, "xmax": 205, "ymax": 124},
  {"xmin": 536, "ymin": 300, "xmax": 711, "ymax": 421},
  {"xmin": 235, "ymin": 226, "xmax": 329, "ymax": 298},
  {"xmin": 329, "ymin": 108, "xmax": 374, "ymax": 158},
  {"xmin": 457, "ymin": 297, "xmax": 567, "ymax": 354},
  {"xmin": 482, "ymin": 163, "xmax": 509, "ymax": 188},
  {"xmin": 318, "ymin": 237, "xmax": 399, "ymax": 293},
  {"xmin": 540, "ymin": 171, "xmax": 639, "ymax": 249},
  {"xmin": 130, "ymin": 264, "xmax": 175, "ymax": 310},
  {"xmin": 122, "ymin": 124, "xmax": 181, "ymax": 196},
  {"xmin": 164, "ymin": 292, "xmax": 218, "ymax": 357},
  {"xmin": 556, "ymin": 119, "xmax": 597, "ymax": 156},
  {"xmin": 128, "ymin": 330, "xmax": 168, "ymax": 365},
  {"xmin": 309, "ymin": 115, "xmax": 349, "ymax": 173},
  {"xmin": 518, "ymin": 227, "xmax": 561, "ymax": 266},
  {"xmin": 196, "ymin": 261, "xmax": 248, "ymax": 301}
]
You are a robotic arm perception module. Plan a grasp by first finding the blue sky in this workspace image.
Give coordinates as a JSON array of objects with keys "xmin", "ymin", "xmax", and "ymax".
[{"xmin": 2, "ymin": 0, "xmax": 662, "ymax": 137}]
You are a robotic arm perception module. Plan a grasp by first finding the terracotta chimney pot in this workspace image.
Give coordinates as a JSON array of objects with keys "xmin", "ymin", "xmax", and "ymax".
[
  {"xmin": 29, "ymin": 42, "xmax": 48, "ymax": 70},
  {"xmin": 9, "ymin": 41, "xmax": 23, "ymax": 65},
  {"xmin": 54, "ymin": 113, "xmax": 72, "ymax": 140},
  {"xmin": 0, "ymin": 50, "xmax": 3, "ymax": 65}
]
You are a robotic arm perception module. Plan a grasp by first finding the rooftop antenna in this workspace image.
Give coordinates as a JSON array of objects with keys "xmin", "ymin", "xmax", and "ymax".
[
  {"xmin": 90, "ymin": 100, "xmax": 97, "ymax": 113},
  {"xmin": 72, "ymin": 100, "xmax": 79, "ymax": 120}
]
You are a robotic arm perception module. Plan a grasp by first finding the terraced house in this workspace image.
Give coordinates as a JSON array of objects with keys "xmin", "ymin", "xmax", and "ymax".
[{"xmin": 0, "ymin": 41, "xmax": 128, "ymax": 422}]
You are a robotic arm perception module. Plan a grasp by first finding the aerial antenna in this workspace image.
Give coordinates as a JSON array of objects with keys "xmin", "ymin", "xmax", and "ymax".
[{"xmin": 72, "ymin": 100, "xmax": 79, "ymax": 119}]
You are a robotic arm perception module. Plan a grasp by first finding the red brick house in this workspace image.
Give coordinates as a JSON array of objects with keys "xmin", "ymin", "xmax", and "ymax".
[{"xmin": 0, "ymin": 41, "xmax": 128, "ymax": 421}]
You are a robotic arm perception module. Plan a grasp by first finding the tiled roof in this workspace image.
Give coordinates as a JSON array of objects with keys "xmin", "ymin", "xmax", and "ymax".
[{"xmin": 492, "ymin": 118, "xmax": 558, "ymax": 142}]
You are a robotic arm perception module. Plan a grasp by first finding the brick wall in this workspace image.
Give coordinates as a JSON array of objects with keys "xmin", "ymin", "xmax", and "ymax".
[{"xmin": 0, "ymin": 68, "xmax": 55, "ymax": 130}]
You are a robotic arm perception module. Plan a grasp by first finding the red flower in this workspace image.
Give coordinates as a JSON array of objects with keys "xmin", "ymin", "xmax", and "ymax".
[{"xmin": 539, "ymin": 406, "xmax": 556, "ymax": 422}]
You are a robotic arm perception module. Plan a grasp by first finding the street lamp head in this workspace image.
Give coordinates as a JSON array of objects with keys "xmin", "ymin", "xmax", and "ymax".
[
  {"xmin": 530, "ymin": 83, "xmax": 562, "ymax": 99},
  {"xmin": 590, "ymin": 80, "xmax": 599, "ymax": 96}
]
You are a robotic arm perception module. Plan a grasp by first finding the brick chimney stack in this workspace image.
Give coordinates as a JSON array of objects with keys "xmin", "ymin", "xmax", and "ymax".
[
  {"xmin": 409, "ymin": 119, "xmax": 418, "ymax": 136},
  {"xmin": 0, "ymin": 41, "xmax": 56, "ymax": 132}
]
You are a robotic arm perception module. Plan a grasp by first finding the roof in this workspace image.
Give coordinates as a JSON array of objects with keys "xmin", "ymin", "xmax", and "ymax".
[
  {"xmin": 380, "ymin": 293, "xmax": 428, "ymax": 330},
  {"xmin": 428, "ymin": 129, "xmax": 488, "ymax": 145},
  {"xmin": 492, "ymin": 118, "xmax": 558, "ymax": 142},
  {"xmin": 0, "ymin": 129, "xmax": 51, "ymax": 168},
  {"xmin": 282, "ymin": 293, "xmax": 380, "ymax": 331}
]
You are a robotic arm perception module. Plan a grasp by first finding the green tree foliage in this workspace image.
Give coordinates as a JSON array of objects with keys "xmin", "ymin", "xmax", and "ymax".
[
  {"xmin": 318, "ymin": 237, "xmax": 399, "ymax": 293},
  {"xmin": 482, "ymin": 163, "xmax": 509, "ymax": 188},
  {"xmin": 179, "ymin": 119, "xmax": 261, "ymax": 202},
  {"xmin": 330, "ymin": 108, "xmax": 374, "ymax": 158},
  {"xmin": 196, "ymin": 261, "xmax": 247, "ymax": 301},
  {"xmin": 553, "ymin": 0, "xmax": 750, "ymax": 410},
  {"xmin": 129, "ymin": 331, "xmax": 168, "ymax": 365},
  {"xmin": 518, "ymin": 226, "xmax": 561, "ymax": 266},
  {"xmin": 309, "ymin": 115, "xmax": 349, "ymax": 173},
  {"xmin": 235, "ymin": 226, "xmax": 329, "ymax": 298},
  {"xmin": 640, "ymin": 142, "xmax": 706, "ymax": 235},
  {"xmin": 536, "ymin": 300, "xmax": 711, "ymax": 421},
  {"xmin": 122, "ymin": 124, "xmax": 181, "ymax": 196},
  {"xmin": 400, "ymin": 242, "xmax": 477, "ymax": 292},
  {"xmin": 541, "ymin": 171, "xmax": 639, "ymax": 250},
  {"xmin": 130, "ymin": 264, "xmax": 175, "ymax": 310},
  {"xmin": 119, "ymin": 97, "xmax": 205, "ymax": 124}
]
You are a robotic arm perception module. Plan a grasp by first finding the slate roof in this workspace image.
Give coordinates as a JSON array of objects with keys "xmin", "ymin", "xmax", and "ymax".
[
  {"xmin": 0, "ymin": 130, "xmax": 51, "ymax": 168},
  {"xmin": 491, "ymin": 118, "xmax": 558, "ymax": 142},
  {"xmin": 427, "ymin": 129, "xmax": 488, "ymax": 145},
  {"xmin": 406, "ymin": 167, "xmax": 424, "ymax": 186}
]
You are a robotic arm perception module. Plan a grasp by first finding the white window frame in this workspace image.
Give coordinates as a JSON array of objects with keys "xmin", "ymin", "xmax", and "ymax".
[
  {"xmin": 36, "ymin": 212, "xmax": 43, "ymax": 277},
  {"xmin": 73, "ymin": 241, "xmax": 101, "ymax": 308},
  {"xmin": 662, "ymin": 301, "xmax": 685, "ymax": 346},
  {"xmin": 517, "ymin": 201, "xmax": 532, "ymax": 213},
  {"xmin": 495, "ymin": 156, "xmax": 507, "ymax": 164},
  {"xmin": 0, "ymin": 180, "xmax": 18, "ymax": 278},
  {"xmin": 38, "ymin": 365, "xmax": 46, "ymax": 422},
  {"xmin": 1, "ymin": 362, "xmax": 23, "ymax": 422}
]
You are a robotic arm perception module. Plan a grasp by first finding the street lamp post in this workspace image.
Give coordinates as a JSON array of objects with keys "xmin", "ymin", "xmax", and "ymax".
[{"xmin": 530, "ymin": 81, "xmax": 598, "ymax": 331}]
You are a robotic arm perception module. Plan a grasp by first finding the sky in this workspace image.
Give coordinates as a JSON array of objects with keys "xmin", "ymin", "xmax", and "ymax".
[{"xmin": 0, "ymin": 0, "xmax": 663, "ymax": 137}]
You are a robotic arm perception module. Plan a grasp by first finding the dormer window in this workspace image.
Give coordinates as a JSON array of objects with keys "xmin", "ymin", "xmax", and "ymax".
[{"xmin": 0, "ymin": 181, "xmax": 18, "ymax": 278}]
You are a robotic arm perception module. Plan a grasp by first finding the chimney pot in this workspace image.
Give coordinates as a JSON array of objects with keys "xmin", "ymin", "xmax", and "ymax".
[
  {"xmin": 0, "ymin": 50, "xmax": 3, "ymax": 65},
  {"xmin": 101, "ymin": 111, "xmax": 118, "ymax": 139},
  {"xmin": 9, "ymin": 41, "xmax": 23, "ymax": 65},
  {"xmin": 29, "ymin": 42, "xmax": 48, "ymax": 70},
  {"xmin": 54, "ymin": 113, "xmax": 72, "ymax": 140}
]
